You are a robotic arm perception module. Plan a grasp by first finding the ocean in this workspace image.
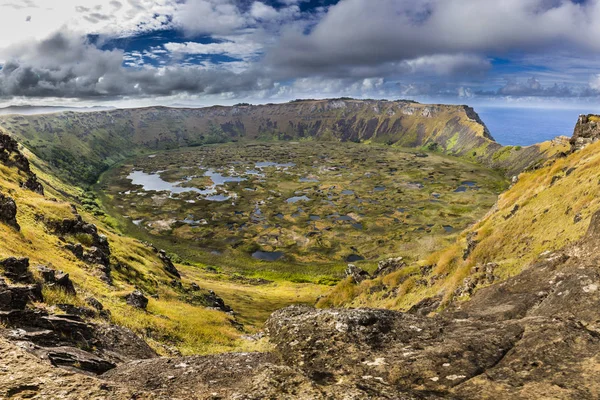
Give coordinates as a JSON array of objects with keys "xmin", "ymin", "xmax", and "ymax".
[{"xmin": 475, "ymin": 106, "xmax": 600, "ymax": 147}]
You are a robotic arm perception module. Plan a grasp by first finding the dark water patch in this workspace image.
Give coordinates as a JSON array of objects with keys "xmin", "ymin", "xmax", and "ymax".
[
  {"xmin": 310, "ymin": 215, "xmax": 321, "ymax": 221},
  {"xmin": 454, "ymin": 186, "xmax": 467, "ymax": 193},
  {"xmin": 374, "ymin": 186, "xmax": 386, "ymax": 192},
  {"xmin": 346, "ymin": 254, "xmax": 365, "ymax": 262},
  {"xmin": 443, "ymin": 225, "xmax": 454, "ymax": 233},
  {"xmin": 252, "ymin": 251, "xmax": 284, "ymax": 261},
  {"xmin": 342, "ymin": 190, "xmax": 355, "ymax": 195},
  {"xmin": 352, "ymin": 223, "xmax": 363, "ymax": 230},
  {"xmin": 462, "ymin": 181, "xmax": 477, "ymax": 187}
]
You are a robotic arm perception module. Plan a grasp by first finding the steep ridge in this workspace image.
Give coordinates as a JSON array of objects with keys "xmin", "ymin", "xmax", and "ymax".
[
  {"xmin": 0, "ymin": 127, "xmax": 286, "ymax": 372},
  {"xmin": 321, "ymin": 115, "xmax": 600, "ymax": 313},
  {"xmin": 0, "ymin": 99, "xmax": 567, "ymax": 185}
]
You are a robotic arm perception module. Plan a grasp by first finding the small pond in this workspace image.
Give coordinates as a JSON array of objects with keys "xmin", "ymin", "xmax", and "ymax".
[
  {"xmin": 346, "ymin": 254, "xmax": 365, "ymax": 262},
  {"xmin": 252, "ymin": 251, "xmax": 285, "ymax": 261}
]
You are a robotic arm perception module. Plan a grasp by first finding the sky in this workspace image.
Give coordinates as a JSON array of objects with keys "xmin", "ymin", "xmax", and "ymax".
[{"xmin": 1, "ymin": 0, "xmax": 600, "ymax": 108}]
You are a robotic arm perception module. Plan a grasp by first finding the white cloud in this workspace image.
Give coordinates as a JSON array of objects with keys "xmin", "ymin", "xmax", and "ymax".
[
  {"xmin": 590, "ymin": 74, "xmax": 600, "ymax": 91},
  {"xmin": 250, "ymin": 2, "xmax": 279, "ymax": 20},
  {"xmin": 0, "ymin": 0, "xmax": 178, "ymax": 50},
  {"xmin": 173, "ymin": 0, "xmax": 247, "ymax": 35},
  {"xmin": 164, "ymin": 39, "xmax": 262, "ymax": 60}
]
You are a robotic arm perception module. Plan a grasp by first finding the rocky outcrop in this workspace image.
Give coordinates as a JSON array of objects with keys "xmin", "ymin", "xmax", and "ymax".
[
  {"xmin": 0, "ymin": 192, "xmax": 19, "ymax": 230},
  {"xmin": 345, "ymin": 264, "xmax": 370, "ymax": 283},
  {"xmin": 125, "ymin": 290, "xmax": 148, "ymax": 310},
  {"xmin": 570, "ymin": 114, "xmax": 600, "ymax": 152},
  {"xmin": 50, "ymin": 213, "xmax": 112, "ymax": 283},
  {"xmin": 158, "ymin": 250, "xmax": 180, "ymax": 278},
  {"xmin": 0, "ymin": 129, "xmax": 44, "ymax": 195},
  {"xmin": 37, "ymin": 266, "xmax": 76, "ymax": 295},
  {"xmin": 0, "ymin": 337, "xmax": 143, "ymax": 400},
  {"xmin": 0, "ymin": 256, "xmax": 156, "ymax": 376},
  {"xmin": 0, "ymin": 279, "xmax": 42, "ymax": 310},
  {"xmin": 375, "ymin": 257, "xmax": 406, "ymax": 277},
  {"xmin": 203, "ymin": 290, "xmax": 232, "ymax": 313},
  {"xmin": 0, "ymin": 257, "xmax": 33, "ymax": 283}
]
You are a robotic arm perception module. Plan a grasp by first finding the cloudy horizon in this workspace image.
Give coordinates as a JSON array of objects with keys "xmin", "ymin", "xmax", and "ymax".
[{"xmin": 1, "ymin": 0, "xmax": 600, "ymax": 109}]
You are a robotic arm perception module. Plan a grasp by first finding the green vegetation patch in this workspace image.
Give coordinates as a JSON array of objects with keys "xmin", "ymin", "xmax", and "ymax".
[{"xmin": 97, "ymin": 141, "xmax": 507, "ymax": 283}]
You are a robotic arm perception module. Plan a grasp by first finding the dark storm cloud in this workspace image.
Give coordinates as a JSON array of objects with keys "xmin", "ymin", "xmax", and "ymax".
[{"xmin": 0, "ymin": 31, "xmax": 272, "ymax": 99}]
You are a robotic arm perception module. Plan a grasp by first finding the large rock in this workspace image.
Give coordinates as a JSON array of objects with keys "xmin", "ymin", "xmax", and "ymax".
[
  {"xmin": 570, "ymin": 114, "xmax": 600, "ymax": 152},
  {"xmin": 54, "ymin": 215, "xmax": 112, "ymax": 284},
  {"xmin": 203, "ymin": 290, "xmax": 231, "ymax": 312},
  {"xmin": 21, "ymin": 175, "xmax": 44, "ymax": 195},
  {"xmin": 266, "ymin": 306, "xmax": 523, "ymax": 393},
  {"xmin": 0, "ymin": 257, "xmax": 32, "ymax": 283},
  {"xmin": 0, "ymin": 279, "xmax": 43, "ymax": 310},
  {"xmin": 37, "ymin": 266, "xmax": 76, "ymax": 295},
  {"xmin": 375, "ymin": 257, "xmax": 406, "ymax": 276},
  {"xmin": 158, "ymin": 250, "xmax": 180, "ymax": 278},
  {"xmin": 125, "ymin": 290, "xmax": 148, "ymax": 310},
  {"xmin": 0, "ymin": 193, "xmax": 19, "ymax": 230},
  {"xmin": 0, "ymin": 131, "xmax": 44, "ymax": 195},
  {"xmin": 345, "ymin": 264, "xmax": 370, "ymax": 283}
]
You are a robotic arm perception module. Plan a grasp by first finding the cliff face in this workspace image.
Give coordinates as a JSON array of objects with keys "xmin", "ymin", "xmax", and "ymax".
[
  {"xmin": 570, "ymin": 114, "xmax": 600, "ymax": 152},
  {"xmin": 0, "ymin": 99, "xmax": 566, "ymax": 184}
]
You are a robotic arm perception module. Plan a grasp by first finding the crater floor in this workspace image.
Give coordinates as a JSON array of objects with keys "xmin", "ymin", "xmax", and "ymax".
[{"xmin": 97, "ymin": 141, "xmax": 507, "ymax": 281}]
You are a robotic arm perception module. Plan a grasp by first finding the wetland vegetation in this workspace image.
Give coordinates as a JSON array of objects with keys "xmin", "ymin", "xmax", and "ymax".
[{"xmin": 97, "ymin": 141, "xmax": 508, "ymax": 284}]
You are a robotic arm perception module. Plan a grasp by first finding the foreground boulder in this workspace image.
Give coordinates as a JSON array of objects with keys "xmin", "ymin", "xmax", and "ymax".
[{"xmin": 0, "ymin": 257, "xmax": 33, "ymax": 283}]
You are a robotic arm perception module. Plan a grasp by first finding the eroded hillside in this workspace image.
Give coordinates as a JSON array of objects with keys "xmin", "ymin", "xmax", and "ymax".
[
  {"xmin": 321, "ymin": 114, "xmax": 600, "ymax": 313},
  {"xmin": 0, "ymin": 127, "xmax": 330, "ymax": 368}
]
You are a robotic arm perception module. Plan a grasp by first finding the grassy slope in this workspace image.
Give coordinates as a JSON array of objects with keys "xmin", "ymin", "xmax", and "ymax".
[
  {"xmin": 0, "ymin": 100, "xmax": 568, "ymax": 186},
  {"xmin": 320, "ymin": 139, "xmax": 600, "ymax": 310},
  {"xmin": 0, "ymin": 143, "xmax": 327, "ymax": 356}
]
